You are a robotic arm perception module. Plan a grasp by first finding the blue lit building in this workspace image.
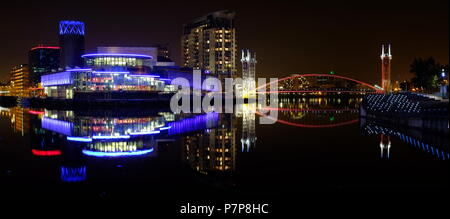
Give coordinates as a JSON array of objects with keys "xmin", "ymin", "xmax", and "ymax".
[
  {"xmin": 59, "ymin": 20, "xmax": 85, "ymax": 69},
  {"xmin": 42, "ymin": 53, "xmax": 170, "ymax": 99},
  {"xmin": 42, "ymin": 20, "xmax": 217, "ymax": 100}
]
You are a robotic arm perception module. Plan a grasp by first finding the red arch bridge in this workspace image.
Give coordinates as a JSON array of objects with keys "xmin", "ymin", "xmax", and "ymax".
[{"xmin": 255, "ymin": 74, "xmax": 383, "ymax": 94}]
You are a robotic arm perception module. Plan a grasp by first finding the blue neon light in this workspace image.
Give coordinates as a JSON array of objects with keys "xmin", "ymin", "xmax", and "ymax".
[
  {"xmin": 129, "ymin": 130, "xmax": 160, "ymax": 135},
  {"xmin": 81, "ymin": 53, "xmax": 153, "ymax": 59},
  {"xmin": 159, "ymin": 126, "xmax": 172, "ymax": 130},
  {"xmin": 92, "ymin": 71, "xmax": 130, "ymax": 74},
  {"xmin": 129, "ymin": 74, "xmax": 160, "ymax": 78},
  {"xmin": 159, "ymin": 78, "xmax": 172, "ymax": 81},
  {"xmin": 59, "ymin": 21, "xmax": 85, "ymax": 35},
  {"xmin": 41, "ymin": 71, "xmax": 73, "ymax": 87},
  {"xmin": 92, "ymin": 135, "xmax": 130, "ymax": 140},
  {"xmin": 82, "ymin": 148, "xmax": 154, "ymax": 157},
  {"xmin": 66, "ymin": 68, "xmax": 92, "ymax": 72},
  {"xmin": 67, "ymin": 136, "xmax": 93, "ymax": 142}
]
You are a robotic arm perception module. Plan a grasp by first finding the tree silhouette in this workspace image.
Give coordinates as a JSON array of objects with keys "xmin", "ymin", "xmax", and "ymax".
[{"xmin": 410, "ymin": 57, "xmax": 441, "ymax": 92}]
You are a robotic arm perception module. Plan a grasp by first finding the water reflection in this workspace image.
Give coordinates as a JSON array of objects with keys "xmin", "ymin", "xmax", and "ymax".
[
  {"xmin": 239, "ymin": 103, "xmax": 256, "ymax": 152},
  {"xmin": 361, "ymin": 118, "xmax": 449, "ymax": 160},
  {"xmin": 260, "ymin": 97, "xmax": 361, "ymax": 128},
  {"xmin": 182, "ymin": 114, "xmax": 237, "ymax": 174},
  {"xmin": 0, "ymin": 97, "xmax": 447, "ymax": 191}
]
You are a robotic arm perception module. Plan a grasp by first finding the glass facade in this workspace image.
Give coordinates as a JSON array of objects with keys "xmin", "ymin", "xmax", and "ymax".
[
  {"xmin": 83, "ymin": 54, "xmax": 152, "ymax": 74},
  {"xmin": 43, "ymin": 53, "xmax": 168, "ymax": 98},
  {"xmin": 74, "ymin": 72, "xmax": 164, "ymax": 91}
]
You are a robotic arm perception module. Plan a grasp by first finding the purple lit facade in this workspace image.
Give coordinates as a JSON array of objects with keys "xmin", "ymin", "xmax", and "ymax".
[
  {"xmin": 41, "ymin": 71, "xmax": 73, "ymax": 86},
  {"xmin": 168, "ymin": 113, "xmax": 219, "ymax": 136}
]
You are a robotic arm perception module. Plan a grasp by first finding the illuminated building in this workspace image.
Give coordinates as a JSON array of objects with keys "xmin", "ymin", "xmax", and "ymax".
[
  {"xmin": 10, "ymin": 64, "xmax": 30, "ymax": 97},
  {"xmin": 59, "ymin": 20, "xmax": 85, "ymax": 69},
  {"xmin": 381, "ymin": 43, "xmax": 392, "ymax": 92},
  {"xmin": 279, "ymin": 74, "xmax": 309, "ymax": 91},
  {"xmin": 241, "ymin": 50, "xmax": 256, "ymax": 99},
  {"xmin": 153, "ymin": 43, "xmax": 171, "ymax": 59},
  {"xmin": 28, "ymin": 45, "xmax": 60, "ymax": 86},
  {"xmin": 42, "ymin": 53, "xmax": 168, "ymax": 98},
  {"xmin": 182, "ymin": 10, "xmax": 237, "ymax": 78}
]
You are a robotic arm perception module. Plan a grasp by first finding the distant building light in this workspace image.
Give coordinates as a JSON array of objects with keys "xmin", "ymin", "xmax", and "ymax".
[{"xmin": 374, "ymin": 85, "xmax": 384, "ymax": 90}]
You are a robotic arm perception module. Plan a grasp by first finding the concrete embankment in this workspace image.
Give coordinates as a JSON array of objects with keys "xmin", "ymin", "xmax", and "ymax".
[
  {"xmin": 360, "ymin": 93, "xmax": 448, "ymax": 133},
  {"xmin": 22, "ymin": 91, "xmax": 174, "ymax": 109}
]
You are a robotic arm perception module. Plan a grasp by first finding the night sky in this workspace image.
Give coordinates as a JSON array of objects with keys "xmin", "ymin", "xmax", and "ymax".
[{"xmin": 0, "ymin": 0, "xmax": 448, "ymax": 85}]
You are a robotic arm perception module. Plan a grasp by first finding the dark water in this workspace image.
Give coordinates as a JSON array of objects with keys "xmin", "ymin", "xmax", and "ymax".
[{"xmin": 0, "ymin": 98, "xmax": 448, "ymax": 207}]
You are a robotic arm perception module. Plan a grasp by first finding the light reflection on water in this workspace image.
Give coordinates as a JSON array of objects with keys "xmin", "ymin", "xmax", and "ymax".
[{"xmin": 0, "ymin": 97, "xmax": 448, "ymax": 199}]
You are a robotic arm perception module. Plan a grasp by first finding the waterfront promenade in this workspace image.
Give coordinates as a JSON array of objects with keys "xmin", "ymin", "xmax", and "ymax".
[{"xmin": 360, "ymin": 92, "xmax": 449, "ymax": 133}]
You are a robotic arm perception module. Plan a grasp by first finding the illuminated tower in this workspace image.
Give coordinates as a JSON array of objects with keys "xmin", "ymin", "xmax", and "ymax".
[
  {"xmin": 380, "ymin": 44, "xmax": 392, "ymax": 92},
  {"xmin": 59, "ymin": 20, "xmax": 85, "ymax": 69},
  {"xmin": 241, "ymin": 49, "xmax": 257, "ymax": 99},
  {"xmin": 379, "ymin": 134, "xmax": 391, "ymax": 159}
]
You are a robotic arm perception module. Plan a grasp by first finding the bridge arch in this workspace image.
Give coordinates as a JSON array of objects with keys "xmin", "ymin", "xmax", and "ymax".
[{"xmin": 256, "ymin": 73, "xmax": 383, "ymax": 92}]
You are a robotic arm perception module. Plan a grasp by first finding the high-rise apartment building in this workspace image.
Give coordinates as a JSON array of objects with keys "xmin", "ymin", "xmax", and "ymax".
[
  {"xmin": 10, "ymin": 64, "xmax": 30, "ymax": 97},
  {"xmin": 182, "ymin": 11, "xmax": 237, "ymax": 77}
]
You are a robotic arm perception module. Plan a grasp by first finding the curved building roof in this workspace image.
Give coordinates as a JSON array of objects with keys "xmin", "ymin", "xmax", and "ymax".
[{"xmin": 81, "ymin": 53, "xmax": 153, "ymax": 59}]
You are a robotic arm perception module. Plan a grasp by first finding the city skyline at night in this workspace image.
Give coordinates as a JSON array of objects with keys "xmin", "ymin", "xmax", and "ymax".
[
  {"xmin": 0, "ymin": 0, "xmax": 448, "ymax": 212},
  {"xmin": 0, "ymin": 0, "xmax": 448, "ymax": 85}
]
